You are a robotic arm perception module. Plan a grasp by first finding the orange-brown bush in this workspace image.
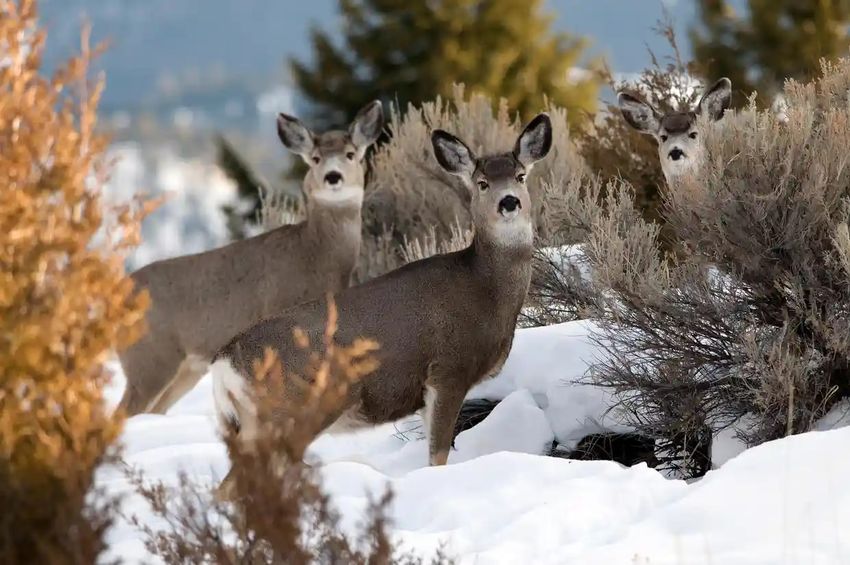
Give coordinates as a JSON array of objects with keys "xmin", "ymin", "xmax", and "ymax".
[
  {"xmin": 0, "ymin": 1, "xmax": 151, "ymax": 562},
  {"xmin": 132, "ymin": 300, "xmax": 450, "ymax": 564}
]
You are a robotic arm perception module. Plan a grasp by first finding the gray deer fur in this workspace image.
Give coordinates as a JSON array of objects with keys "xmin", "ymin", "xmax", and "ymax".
[{"xmin": 118, "ymin": 101, "xmax": 384, "ymax": 416}]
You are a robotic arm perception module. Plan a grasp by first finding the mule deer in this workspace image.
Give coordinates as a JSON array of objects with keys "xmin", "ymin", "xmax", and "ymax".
[
  {"xmin": 211, "ymin": 114, "xmax": 553, "ymax": 496},
  {"xmin": 618, "ymin": 77, "xmax": 732, "ymax": 183},
  {"xmin": 118, "ymin": 101, "xmax": 384, "ymax": 416}
]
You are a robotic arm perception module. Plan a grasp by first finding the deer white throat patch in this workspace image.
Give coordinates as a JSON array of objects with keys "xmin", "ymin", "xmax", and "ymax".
[
  {"xmin": 490, "ymin": 215, "xmax": 533, "ymax": 247},
  {"xmin": 313, "ymin": 184, "xmax": 364, "ymax": 205}
]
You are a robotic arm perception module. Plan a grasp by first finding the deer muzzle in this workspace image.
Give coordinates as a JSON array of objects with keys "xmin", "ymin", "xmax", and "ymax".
[{"xmin": 498, "ymin": 195, "xmax": 521, "ymax": 216}]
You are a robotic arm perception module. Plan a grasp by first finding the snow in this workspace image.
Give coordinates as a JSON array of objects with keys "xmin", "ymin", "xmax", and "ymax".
[
  {"xmin": 710, "ymin": 398, "xmax": 850, "ymax": 471},
  {"xmin": 710, "ymin": 423, "xmax": 751, "ymax": 469},
  {"xmin": 536, "ymin": 244, "xmax": 592, "ymax": 283},
  {"xmin": 814, "ymin": 398, "xmax": 850, "ymax": 432},
  {"xmin": 710, "ymin": 413, "xmax": 758, "ymax": 468},
  {"xmin": 104, "ymin": 142, "xmax": 237, "ymax": 270},
  {"xmin": 468, "ymin": 320, "xmax": 633, "ymax": 449},
  {"xmin": 100, "ymin": 322, "xmax": 850, "ymax": 564}
]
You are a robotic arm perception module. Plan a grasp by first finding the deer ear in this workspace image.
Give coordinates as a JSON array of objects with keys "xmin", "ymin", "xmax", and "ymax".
[
  {"xmin": 514, "ymin": 113, "xmax": 552, "ymax": 167},
  {"xmin": 277, "ymin": 113, "xmax": 315, "ymax": 158},
  {"xmin": 431, "ymin": 130, "xmax": 476, "ymax": 177},
  {"xmin": 349, "ymin": 100, "xmax": 384, "ymax": 158},
  {"xmin": 618, "ymin": 92, "xmax": 661, "ymax": 134},
  {"xmin": 697, "ymin": 77, "xmax": 732, "ymax": 121}
]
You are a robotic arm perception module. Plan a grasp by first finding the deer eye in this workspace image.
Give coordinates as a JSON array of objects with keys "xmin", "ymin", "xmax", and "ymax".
[
  {"xmin": 311, "ymin": 155, "xmax": 321, "ymax": 164},
  {"xmin": 660, "ymin": 135, "xmax": 669, "ymax": 142},
  {"xmin": 477, "ymin": 180, "xmax": 489, "ymax": 191},
  {"xmin": 689, "ymin": 132, "xmax": 698, "ymax": 139},
  {"xmin": 346, "ymin": 151, "xmax": 356, "ymax": 160}
]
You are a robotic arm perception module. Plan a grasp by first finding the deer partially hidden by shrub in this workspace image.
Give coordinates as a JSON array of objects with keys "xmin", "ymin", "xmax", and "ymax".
[
  {"xmin": 130, "ymin": 301, "xmax": 452, "ymax": 563},
  {"xmin": 541, "ymin": 59, "xmax": 850, "ymax": 478},
  {"xmin": 211, "ymin": 114, "xmax": 553, "ymax": 498},
  {"xmin": 118, "ymin": 102, "xmax": 384, "ymax": 416},
  {"xmin": 618, "ymin": 77, "xmax": 732, "ymax": 183}
]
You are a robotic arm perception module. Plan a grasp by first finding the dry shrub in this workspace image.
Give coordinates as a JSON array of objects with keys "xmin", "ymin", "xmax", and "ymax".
[
  {"xmin": 356, "ymin": 220, "xmax": 472, "ymax": 283},
  {"xmin": 667, "ymin": 57, "xmax": 850, "ymax": 440},
  {"xmin": 132, "ymin": 300, "xmax": 451, "ymax": 564},
  {"xmin": 255, "ymin": 184, "xmax": 303, "ymax": 233},
  {"xmin": 361, "ymin": 84, "xmax": 584, "ymax": 272},
  {"xmin": 548, "ymin": 57, "xmax": 850, "ymax": 477},
  {"xmin": 518, "ymin": 171, "xmax": 602, "ymax": 327},
  {"xmin": 0, "ymin": 1, "xmax": 151, "ymax": 562}
]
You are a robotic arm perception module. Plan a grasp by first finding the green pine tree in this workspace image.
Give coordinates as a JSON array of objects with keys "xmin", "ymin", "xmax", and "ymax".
[
  {"xmin": 290, "ymin": 0, "xmax": 600, "ymax": 129},
  {"xmin": 216, "ymin": 135, "xmax": 268, "ymax": 240},
  {"xmin": 691, "ymin": 0, "xmax": 850, "ymax": 106}
]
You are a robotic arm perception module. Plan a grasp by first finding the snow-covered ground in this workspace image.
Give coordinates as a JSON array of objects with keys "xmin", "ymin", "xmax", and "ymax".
[{"xmin": 100, "ymin": 320, "xmax": 850, "ymax": 564}]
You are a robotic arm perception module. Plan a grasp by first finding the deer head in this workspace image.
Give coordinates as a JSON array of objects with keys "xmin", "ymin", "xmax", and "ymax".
[
  {"xmin": 276, "ymin": 100, "xmax": 384, "ymax": 206},
  {"xmin": 430, "ymin": 113, "xmax": 553, "ymax": 247},
  {"xmin": 618, "ymin": 78, "xmax": 732, "ymax": 182}
]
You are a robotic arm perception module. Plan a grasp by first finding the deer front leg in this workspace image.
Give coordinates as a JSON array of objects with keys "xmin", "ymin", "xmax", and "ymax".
[
  {"xmin": 424, "ymin": 383, "xmax": 466, "ymax": 466},
  {"xmin": 214, "ymin": 467, "xmax": 239, "ymax": 502}
]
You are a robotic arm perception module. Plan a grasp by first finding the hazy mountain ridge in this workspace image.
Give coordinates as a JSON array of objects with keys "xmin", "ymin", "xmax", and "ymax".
[
  {"xmin": 40, "ymin": 0, "xmax": 319, "ymax": 123},
  {"xmin": 39, "ymin": 0, "xmax": 699, "ymax": 123}
]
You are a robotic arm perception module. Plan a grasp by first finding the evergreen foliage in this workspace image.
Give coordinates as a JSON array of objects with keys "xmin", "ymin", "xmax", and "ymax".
[
  {"xmin": 290, "ymin": 0, "xmax": 600, "ymax": 128},
  {"xmin": 692, "ymin": 0, "xmax": 850, "ymax": 106}
]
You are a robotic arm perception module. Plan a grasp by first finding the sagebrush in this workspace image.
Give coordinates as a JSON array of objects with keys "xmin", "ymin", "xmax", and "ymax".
[{"xmin": 547, "ymin": 57, "xmax": 850, "ymax": 477}]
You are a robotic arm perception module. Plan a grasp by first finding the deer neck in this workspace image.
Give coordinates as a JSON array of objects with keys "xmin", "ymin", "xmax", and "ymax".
[
  {"xmin": 297, "ymin": 188, "xmax": 364, "ymax": 261},
  {"xmin": 469, "ymin": 231, "xmax": 533, "ymax": 308}
]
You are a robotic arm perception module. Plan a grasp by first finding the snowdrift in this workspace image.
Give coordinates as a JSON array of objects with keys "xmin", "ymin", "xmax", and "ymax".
[{"xmin": 100, "ymin": 321, "xmax": 850, "ymax": 564}]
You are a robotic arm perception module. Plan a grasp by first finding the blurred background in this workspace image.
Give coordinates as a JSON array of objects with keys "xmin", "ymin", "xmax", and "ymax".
[{"xmin": 37, "ymin": 0, "xmax": 845, "ymax": 268}]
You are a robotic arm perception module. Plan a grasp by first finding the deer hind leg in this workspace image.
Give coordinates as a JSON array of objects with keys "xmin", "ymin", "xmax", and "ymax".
[
  {"xmin": 146, "ymin": 354, "xmax": 209, "ymax": 415},
  {"xmin": 424, "ymin": 382, "xmax": 467, "ymax": 466},
  {"xmin": 212, "ymin": 357, "xmax": 263, "ymax": 502},
  {"xmin": 118, "ymin": 334, "xmax": 185, "ymax": 417},
  {"xmin": 214, "ymin": 467, "xmax": 239, "ymax": 502}
]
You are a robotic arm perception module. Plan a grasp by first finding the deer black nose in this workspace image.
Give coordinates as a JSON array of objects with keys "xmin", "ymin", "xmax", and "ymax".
[
  {"xmin": 324, "ymin": 171, "xmax": 343, "ymax": 185},
  {"xmin": 668, "ymin": 148, "xmax": 685, "ymax": 161},
  {"xmin": 498, "ymin": 195, "xmax": 521, "ymax": 214}
]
